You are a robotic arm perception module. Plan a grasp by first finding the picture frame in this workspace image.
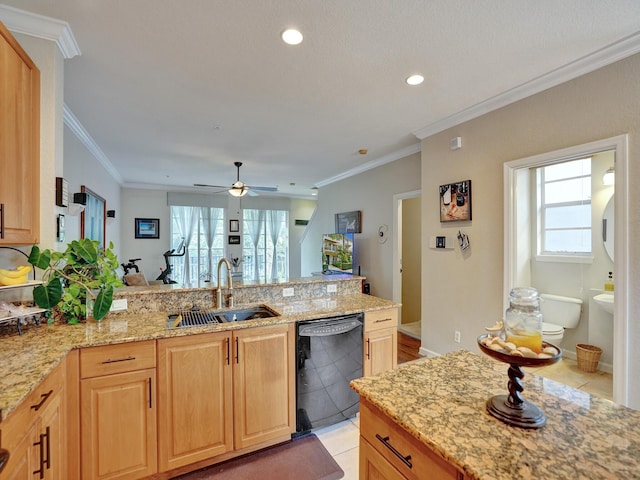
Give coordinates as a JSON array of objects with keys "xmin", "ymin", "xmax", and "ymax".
[
  {"xmin": 439, "ymin": 180, "xmax": 472, "ymax": 222},
  {"xmin": 335, "ymin": 210, "xmax": 362, "ymax": 233},
  {"xmin": 229, "ymin": 219, "xmax": 240, "ymax": 232},
  {"xmin": 228, "ymin": 235, "xmax": 241, "ymax": 245},
  {"xmin": 135, "ymin": 218, "xmax": 160, "ymax": 239}
]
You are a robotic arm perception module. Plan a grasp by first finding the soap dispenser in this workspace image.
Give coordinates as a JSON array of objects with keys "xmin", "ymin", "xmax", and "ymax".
[{"xmin": 604, "ymin": 272, "xmax": 614, "ymax": 291}]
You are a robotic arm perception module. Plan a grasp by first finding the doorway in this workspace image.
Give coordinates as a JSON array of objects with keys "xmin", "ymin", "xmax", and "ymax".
[
  {"xmin": 393, "ymin": 190, "xmax": 422, "ymax": 341},
  {"xmin": 504, "ymin": 135, "xmax": 629, "ymax": 406}
]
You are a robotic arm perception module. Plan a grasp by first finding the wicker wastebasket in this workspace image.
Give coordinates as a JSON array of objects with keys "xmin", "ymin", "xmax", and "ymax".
[{"xmin": 576, "ymin": 344, "xmax": 603, "ymax": 373}]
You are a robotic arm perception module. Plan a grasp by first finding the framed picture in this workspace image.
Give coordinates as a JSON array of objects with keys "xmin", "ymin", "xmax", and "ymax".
[
  {"xmin": 229, "ymin": 219, "xmax": 240, "ymax": 232},
  {"xmin": 228, "ymin": 235, "xmax": 241, "ymax": 245},
  {"xmin": 439, "ymin": 180, "xmax": 472, "ymax": 222},
  {"xmin": 135, "ymin": 218, "xmax": 160, "ymax": 239},
  {"xmin": 335, "ymin": 210, "xmax": 362, "ymax": 233}
]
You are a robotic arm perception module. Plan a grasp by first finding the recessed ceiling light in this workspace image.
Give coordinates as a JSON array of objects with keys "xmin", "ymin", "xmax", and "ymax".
[
  {"xmin": 282, "ymin": 29, "xmax": 303, "ymax": 45},
  {"xmin": 406, "ymin": 74, "xmax": 424, "ymax": 86}
]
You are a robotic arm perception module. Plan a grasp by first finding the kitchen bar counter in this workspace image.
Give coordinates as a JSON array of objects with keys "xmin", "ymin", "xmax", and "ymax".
[
  {"xmin": 351, "ymin": 350, "xmax": 640, "ymax": 479},
  {"xmin": 0, "ymin": 292, "xmax": 396, "ymax": 422}
]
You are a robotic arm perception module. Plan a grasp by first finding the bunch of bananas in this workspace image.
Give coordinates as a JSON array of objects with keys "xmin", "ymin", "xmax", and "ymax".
[{"xmin": 0, "ymin": 265, "xmax": 31, "ymax": 286}]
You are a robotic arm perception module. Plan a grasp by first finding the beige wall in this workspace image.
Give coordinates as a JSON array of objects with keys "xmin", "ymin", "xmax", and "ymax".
[
  {"xmin": 420, "ymin": 52, "xmax": 640, "ymax": 409},
  {"xmin": 302, "ymin": 152, "xmax": 421, "ymax": 299}
]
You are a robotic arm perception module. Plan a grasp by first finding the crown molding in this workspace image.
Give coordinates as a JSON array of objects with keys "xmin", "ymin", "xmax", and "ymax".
[
  {"xmin": 0, "ymin": 4, "xmax": 80, "ymax": 58},
  {"xmin": 314, "ymin": 143, "xmax": 421, "ymax": 188},
  {"xmin": 64, "ymin": 104, "xmax": 123, "ymax": 184},
  {"xmin": 413, "ymin": 30, "xmax": 640, "ymax": 140}
]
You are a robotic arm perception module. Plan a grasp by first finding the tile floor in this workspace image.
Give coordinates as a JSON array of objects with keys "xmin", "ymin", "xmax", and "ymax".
[{"xmin": 315, "ymin": 357, "xmax": 613, "ymax": 480}]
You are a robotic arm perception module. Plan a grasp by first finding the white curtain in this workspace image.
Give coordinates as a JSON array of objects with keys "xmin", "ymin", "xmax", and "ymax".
[
  {"xmin": 201, "ymin": 207, "xmax": 224, "ymax": 280},
  {"xmin": 267, "ymin": 210, "xmax": 285, "ymax": 280},
  {"xmin": 244, "ymin": 209, "xmax": 265, "ymax": 281},
  {"xmin": 175, "ymin": 206, "xmax": 198, "ymax": 282}
]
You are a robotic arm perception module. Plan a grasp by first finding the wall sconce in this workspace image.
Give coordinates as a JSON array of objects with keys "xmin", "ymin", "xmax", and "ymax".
[
  {"xmin": 107, "ymin": 210, "xmax": 116, "ymax": 225},
  {"xmin": 68, "ymin": 192, "xmax": 87, "ymax": 216},
  {"xmin": 602, "ymin": 166, "xmax": 615, "ymax": 185}
]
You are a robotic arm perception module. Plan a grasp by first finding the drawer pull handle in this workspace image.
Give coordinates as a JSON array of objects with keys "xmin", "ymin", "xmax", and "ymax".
[
  {"xmin": 30, "ymin": 390, "xmax": 53, "ymax": 411},
  {"xmin": 366, "ymin": 338, "xmax": 371, "ymax": 359},
  {"xmin": 375, "ymin": 318, "xmax": 393, "ymax": 323},
  {"xmin": 376, "ymin": 433, "xmax": 412, "ymax": 469},
  {"xmin": 101, "ymin": 355, "xmax": 136, "ymax": 364},
  {"xmin": 0, "ymin": 203, "xmax": 4, "ymax": 239}
]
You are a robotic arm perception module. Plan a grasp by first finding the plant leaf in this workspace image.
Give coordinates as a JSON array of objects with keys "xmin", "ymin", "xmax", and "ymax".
[
  {"xmin": 92, "ymin": 285, "xmax": 114, "ymax": 320},
  {"xmin": 28, "ymin": 245, "xmax": 52, "ymax": 270},
  {"xmin": 70, "ymin": 239, "xmax": 98, "ymax": 263},
  {"xmin": 32, "ymin": 280, "xmax": 63, "ymax": 309}
]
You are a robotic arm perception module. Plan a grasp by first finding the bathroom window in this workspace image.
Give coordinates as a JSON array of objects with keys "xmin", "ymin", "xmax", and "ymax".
[
  {"xmin": 537, "ymin": 158, "xmax": 592, "ymax": 259},
  {"xmin": 242, "ymin": 209, "xmax": 289, "ymax": 281}
]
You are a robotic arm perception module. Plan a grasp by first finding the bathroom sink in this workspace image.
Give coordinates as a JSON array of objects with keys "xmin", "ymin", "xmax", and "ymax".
[{"xmin": 593, "ymin": 293, "xmax": 614, "ymax": 314}]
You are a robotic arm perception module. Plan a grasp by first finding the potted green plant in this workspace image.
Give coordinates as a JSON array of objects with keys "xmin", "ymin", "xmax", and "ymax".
[{"xmin": 28, "ymin": 239, "xmax": 123, "ymax": 324}]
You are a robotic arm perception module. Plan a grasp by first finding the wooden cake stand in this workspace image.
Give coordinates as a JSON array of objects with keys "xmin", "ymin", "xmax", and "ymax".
[{"xmin": 477, "ymin": 334, "xmax": 562, "ymax": 429}]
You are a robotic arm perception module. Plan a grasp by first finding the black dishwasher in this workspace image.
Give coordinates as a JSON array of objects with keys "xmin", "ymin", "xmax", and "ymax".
[{"xmin": 294, "ymin": 313, "xmax": 363, "ymax": 437}]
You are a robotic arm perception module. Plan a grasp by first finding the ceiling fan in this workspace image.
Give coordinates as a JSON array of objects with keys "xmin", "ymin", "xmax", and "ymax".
[{"xmin": 194, "ymin": 161, "xmax": 279, "ymax": 197}]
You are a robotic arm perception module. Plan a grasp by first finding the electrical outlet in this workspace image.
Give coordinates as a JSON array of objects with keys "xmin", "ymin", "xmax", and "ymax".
[
  {"xmin": 327, "ymin": 284, "xmax": 337, "ymax": 293},
  {"xmin": 283, "ymin": 287, "xmax": 294, "ymax": 297},
  {"xmin": 454, "ymin": 330, "xmax": 461, "ymax": 343},
  {"xmin": 110, "ymin": 298, "xmax": 128, "ymax": 311}
]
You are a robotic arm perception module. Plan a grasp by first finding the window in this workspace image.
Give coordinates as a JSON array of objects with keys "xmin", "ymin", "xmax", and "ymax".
[
  {"xmin": 537, "ymin": 158, "xmax": 592, "ymax": 257},
  {"xmin": 242, "ymin": 209, "xmax": 288, "ymax": 281},
  {"xmin": 170, "ymin": 206, "xmax": 225, "ymax": 284}
]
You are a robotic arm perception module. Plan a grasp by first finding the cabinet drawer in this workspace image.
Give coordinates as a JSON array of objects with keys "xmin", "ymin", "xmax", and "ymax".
[
  {"xmin": 1, "ymin": 360, "xmax": 64, "ymax": 452},
  {"xmin": 365, "ymin": 308, "xmax": 398, "ymax": 332},
  {"xmin": 80, "ymin": 340, "xmax": 156, "ymax": 379},
  {"xmin": 360, "ymin": 399, "xmax": 462, "ymax": 480}
]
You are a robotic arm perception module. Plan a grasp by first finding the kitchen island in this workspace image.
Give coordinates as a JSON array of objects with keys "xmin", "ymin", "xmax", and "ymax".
[{"xmin": 351, "ymin": 350, "xmax": 640, "ymax": 479}]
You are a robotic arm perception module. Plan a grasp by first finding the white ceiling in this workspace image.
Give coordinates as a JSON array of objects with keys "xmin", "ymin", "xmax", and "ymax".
[{"xmin": 3, "ymin": 1, "xmax": 640, "ymax": 198}]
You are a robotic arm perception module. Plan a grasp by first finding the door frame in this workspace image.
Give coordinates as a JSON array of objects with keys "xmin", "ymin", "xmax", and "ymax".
[
  {"xmin": 503, "ymin": 134, "xmax": 629, "ymax": 406},
  {"xmin": 393, "ymin": 189, "xmax": 422, "ymax": 325}
]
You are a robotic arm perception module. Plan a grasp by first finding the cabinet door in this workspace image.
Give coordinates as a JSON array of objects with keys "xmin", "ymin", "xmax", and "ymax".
[
  {"xmin": 364, "ymin": 327, "xmax": 397, "ymax": 377},
  {"xmin": 233, "ymin": 324, "xmax": 295, "ymax": 449},
  {"xmin": 360, "ymin": 437, "xmax": 407, "ymax": 480},
  {"xmin": 37, "ymin": 391, "xmax": 64, "ymax": 480},
  {"xmin": 0, "ymin": 424, "xmax": 36, "ymax": 480},
  {"xmin": 81, "ymin": 369, "xmax": 157, "ymax": 480},
  {"xmin": 157, "ymin": 332, "xmax": 233, "ymax": 472},
  {"xmin": 0, "ymin": 22, "xmax": 40, "ymax": 245}
]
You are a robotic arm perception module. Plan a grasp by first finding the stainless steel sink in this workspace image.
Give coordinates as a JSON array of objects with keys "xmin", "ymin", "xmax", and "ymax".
[{"xmin": 168, "ymin": 305, "xmax": 279, "ymax": 328}]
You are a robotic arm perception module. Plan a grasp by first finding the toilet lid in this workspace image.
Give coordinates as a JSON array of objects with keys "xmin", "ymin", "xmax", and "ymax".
[{"xmin": 542, "ymin": 322, "xmax": 563, "ymax": 335}]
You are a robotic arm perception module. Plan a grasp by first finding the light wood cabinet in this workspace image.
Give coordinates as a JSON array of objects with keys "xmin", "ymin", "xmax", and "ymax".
[
  {"xmin": 0, "ymin": 361, "xmax": 65, "ymax": 480},
  {"xmin": 0, "ymin": 21, "xmax": 40, "ymax": 245},
  {"xmin": 79, "ymin": 341, "xmax": 157, "ymax": 480},
  {"xmin": 157, "ymin": 324, "xmax": 295, "ymax": 474},
  {"xmin": 233, "ymin": 324, "xmax": 296, "ymax": 450},
  {"xmin": 157, "ymin": 332, "xmax": 233, "ymax": 472},
  {"xmin": 364, "ymin": 308, "xmax": 398, "ymax": 377},
  {"xmin": 359, "ymin": 399, "xmax": 463, "ymax": 480}
]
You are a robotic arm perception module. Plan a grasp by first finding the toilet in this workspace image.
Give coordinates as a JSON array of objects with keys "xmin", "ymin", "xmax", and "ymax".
[{"xmin": 539, "ymin": 293, "xmax": 583, "ymax": 345}]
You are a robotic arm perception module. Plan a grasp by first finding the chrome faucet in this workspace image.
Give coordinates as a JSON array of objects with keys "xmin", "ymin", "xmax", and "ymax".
[{"xmin": 217, "ymin": 258, "xmax": 234, "ymax": 308}]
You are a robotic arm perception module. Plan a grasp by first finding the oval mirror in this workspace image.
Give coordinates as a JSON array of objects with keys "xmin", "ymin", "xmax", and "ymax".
[{"xmin": 602, "ymin": 194, "xmax": 614, "ymax": 262}]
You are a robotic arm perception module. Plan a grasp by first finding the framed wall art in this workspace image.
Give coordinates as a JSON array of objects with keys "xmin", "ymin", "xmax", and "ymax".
[
  {"xmin": 135, "ymin": 218, "xmax": 160, "ymax": 239},
  {"xmin": 335, "ymin": 210, "xmax": 362, "ymax": 233},
  {"xmin": 229, "ymin": 219, "xmax": 240, "ymax": 232},
  {"xmin": 228, "ymin": 235, "xmax": 241, "ymax": 245},
  {"xmin": 439, "ymin": 180, "xmax": 472, "ymax": 222}
]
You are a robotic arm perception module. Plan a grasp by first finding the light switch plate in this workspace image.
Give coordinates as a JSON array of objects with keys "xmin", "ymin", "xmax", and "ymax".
[
  {"xmin": 110, "ymin": 298, "xmax": 128, "ymax": 311},
  {"xmin": 327, "ymin": 284, "xmax": 337, "ymax": 293}
]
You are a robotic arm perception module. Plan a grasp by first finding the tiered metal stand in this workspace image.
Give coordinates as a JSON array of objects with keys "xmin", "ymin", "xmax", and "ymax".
[{"xmin": 477, "ymin": 334, "xmax": 562, "ymax": 429}]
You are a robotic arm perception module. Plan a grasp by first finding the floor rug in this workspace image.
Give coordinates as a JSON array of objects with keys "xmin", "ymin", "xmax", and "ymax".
[{"xmin": 172, "ymin": 434, "xmax": 344, "ymax": 480}]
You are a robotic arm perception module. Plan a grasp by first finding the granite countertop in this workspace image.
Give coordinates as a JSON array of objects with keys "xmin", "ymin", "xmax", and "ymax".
[
  {"xmin": 0, "ymin": 293, "xmax": 396, "ymax": 422},
  {"xmin": 351, "ymin": 350, "xmax": 640, "ymax": 480}
]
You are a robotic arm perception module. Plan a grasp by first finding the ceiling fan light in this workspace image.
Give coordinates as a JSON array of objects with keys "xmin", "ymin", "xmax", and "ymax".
[{"xmin": 229, "ymin": 186, "xmax": 247, "ymax": 197}]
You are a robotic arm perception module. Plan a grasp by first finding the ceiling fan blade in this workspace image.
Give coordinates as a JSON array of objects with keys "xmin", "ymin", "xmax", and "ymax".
[
  {"xmin": 249, "ymin": 186, "xmax": 279, "ymax": 192},
  {"xmin": 194, "ymin": 183, "xmax": 228, "ymax": 188},
  {"xmin": 247, "ymin": 189, "xmax": 260, "ymax": 197}
]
